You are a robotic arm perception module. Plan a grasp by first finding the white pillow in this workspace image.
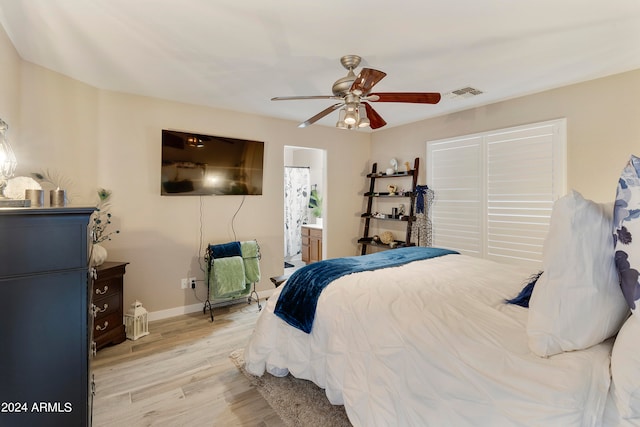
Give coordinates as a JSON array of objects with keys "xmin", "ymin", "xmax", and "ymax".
[
  {"xmin": 611, "ymin": 315, "xmax": 640, "ymax": 419},
  {"xmin": 527, "ymin": 190, "xmax": 629, "ymax": 357}
]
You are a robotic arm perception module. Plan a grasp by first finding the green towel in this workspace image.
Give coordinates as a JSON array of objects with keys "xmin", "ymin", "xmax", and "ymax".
[
  {"xmin": 241, "ymin": 240, "xmax": 261, "ymax": 284},
  {"xmin": 211, "ymin": 256, "xmax": 246, "ymax": 299}
]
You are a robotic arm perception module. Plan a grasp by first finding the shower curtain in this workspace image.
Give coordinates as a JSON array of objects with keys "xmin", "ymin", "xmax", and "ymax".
[{"xmin": 284, "ymin": 167, "xmax": 310, "ymax": 258}]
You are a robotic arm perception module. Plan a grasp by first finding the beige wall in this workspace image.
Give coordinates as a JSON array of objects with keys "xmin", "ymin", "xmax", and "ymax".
[
  {"xmin": 0, "ymin": 24, "xmax": 21, "ymax": 145},
  {"xmin": 0, "ymin": 24, "xmax": 370, "ymax": 316},
  {"xmin": 94, "ymin": 92, "xmax": 369, "ymax": 315},
  {"xmin": 1, "ymin": 25, "xmax": 100, "ymax": 199},
  {"xmin": 371, "ymin": 69, "xmax": 640, "ymax": 204},
  {"xmin": 4, "ymin": 20, "xmax": 640, "ymax": 316}
]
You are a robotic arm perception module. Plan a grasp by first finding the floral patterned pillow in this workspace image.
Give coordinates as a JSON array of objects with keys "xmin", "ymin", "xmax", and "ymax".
[{"xmin": 613, "ymin": 155, "xmax": 640, "ymax": 314}]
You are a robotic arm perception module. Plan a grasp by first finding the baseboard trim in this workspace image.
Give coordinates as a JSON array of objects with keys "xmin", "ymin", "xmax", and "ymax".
[{"xmin": 147, "ymin": 288, "xmax": 276, "ymax": 321}]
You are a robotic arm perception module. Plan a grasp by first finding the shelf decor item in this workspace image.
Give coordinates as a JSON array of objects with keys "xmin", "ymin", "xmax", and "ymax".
[
  {"xmin": 92, "ymin": 189, "xmax": 119, "ymax": 241},
  {"xmin": 3, "ymin": 176, "xmax": 41, "ymax": 205},
  {"xmin": 90, "ymin": 188, "xmax": 120, "ymax": 266},
  {"xmin": 390, "ymin": 158, "xmax": 398, "ymax": 172},
  {"xmin": 24, "ymin": 188, "xmax": 44, "ymax": 207},
  {"xmin": 124, "ymin": 300, "xmax": 149, "ymax": 340},
  {"xmin": 380, "ymin": 231, "xmax": 394, "ymax": 245},
  {"xmin": 50, "ymin": 188, "xmax": 67, "ymax": 207},
  {"xmin": 91, "ymin": 243, "xmax": 108, "ymax": 267},
  {"xmin": 31, "ymin": 169, "xmax": 74, "ymax": 204}
]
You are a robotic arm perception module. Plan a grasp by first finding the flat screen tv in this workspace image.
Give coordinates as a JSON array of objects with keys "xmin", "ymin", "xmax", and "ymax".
[{"xmin": 161, "ymin": 129, "xmax": 264, "ymax": 196}]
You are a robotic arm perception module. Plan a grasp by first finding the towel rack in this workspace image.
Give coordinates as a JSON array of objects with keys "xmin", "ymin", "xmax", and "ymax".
[{"xmin": 203, "ymin": 240, "xmax": 262, "ymax": 321}]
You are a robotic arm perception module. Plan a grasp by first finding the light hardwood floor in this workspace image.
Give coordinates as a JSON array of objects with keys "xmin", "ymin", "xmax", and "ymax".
[{"xmin": 92, "ymin": 302, "xmax": 285, "ymax": 427}]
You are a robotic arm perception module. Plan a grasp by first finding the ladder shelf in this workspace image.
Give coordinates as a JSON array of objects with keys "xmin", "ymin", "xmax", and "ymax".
[{"xmin": 359, "ymin": 157, "xmax": 420, "ymax": 255}]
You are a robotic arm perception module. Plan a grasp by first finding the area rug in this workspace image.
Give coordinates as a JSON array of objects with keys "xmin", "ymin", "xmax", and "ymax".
[{"xmin": 229, "ymin": 349, "xmax": 351, "ymax": 427}]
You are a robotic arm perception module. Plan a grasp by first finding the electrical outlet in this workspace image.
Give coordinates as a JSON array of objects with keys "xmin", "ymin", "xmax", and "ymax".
[
  {"xmin": 189, "ymin": 277, "xmax": 196, "ymax": 289},
  {"xmin": 180, "ymin": 278, "xmax": 189, "ymax": 289}
]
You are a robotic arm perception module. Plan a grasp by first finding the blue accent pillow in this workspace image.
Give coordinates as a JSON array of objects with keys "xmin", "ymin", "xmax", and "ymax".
[
  {"xmin": 613, "ymin": 155, "xmax": 640, "ymax": 313},
  {"xmin": 506, "ymin": 271, "xmax": 543, "ymax": 308}
]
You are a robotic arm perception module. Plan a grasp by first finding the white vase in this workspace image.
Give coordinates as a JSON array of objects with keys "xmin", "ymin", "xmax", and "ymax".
[{"xmin": 91, "ymin": 243, "xmax": 108, "ymax": 266}]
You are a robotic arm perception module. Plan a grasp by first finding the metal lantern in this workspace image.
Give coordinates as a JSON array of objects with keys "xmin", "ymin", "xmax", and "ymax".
[{"xmin": 124, "ymin": 300, "xmax": 149, "ymax": 340}]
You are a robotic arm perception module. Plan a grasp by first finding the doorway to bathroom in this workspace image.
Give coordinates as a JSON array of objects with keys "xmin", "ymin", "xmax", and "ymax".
[{"xmin": 283, "ymin": 146, "xmax": 326, "ymax": 274}]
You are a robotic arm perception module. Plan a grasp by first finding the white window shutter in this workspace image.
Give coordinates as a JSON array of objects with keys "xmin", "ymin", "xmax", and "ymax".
[
  {"xmin": 427, "ymin": 136, "xmax": 484, "ymax": 256},
  {"xmin": 427, "ymin": 119, "xmax": 566, "ymax": 268}
]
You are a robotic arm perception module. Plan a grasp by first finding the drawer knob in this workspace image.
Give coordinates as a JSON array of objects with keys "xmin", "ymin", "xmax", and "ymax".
[
  {"xmin": 96, "ymin": 321, "xmax": 109, "ymax": 331},
  {"xmin": 95, "ymin": 285, "xmax": 109, "ymax": 295}
]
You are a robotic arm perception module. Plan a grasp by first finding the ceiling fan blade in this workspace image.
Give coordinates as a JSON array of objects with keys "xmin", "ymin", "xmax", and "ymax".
[
  {"xmin": 363, "ymin": 103, "xmax": 387, "ymax": 129},
  {"xmin": 298, "ymin": 103, "xmax": 344, "ymax": 128},
  {"xmin": 272, "ymin": 95, "xmax": 340, "ymax": 101},
  {"xmin": 350, "ymin": 68, "xmax": 387, "ymax": 95},
  {"xmin": 369, "ymin": 92, "xmax": 441, "ymax": 104}
]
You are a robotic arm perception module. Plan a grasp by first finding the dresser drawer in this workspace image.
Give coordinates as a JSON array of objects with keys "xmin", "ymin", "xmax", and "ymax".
[
  {"xmin": 309, "ymin": 228, "xmax": 322, "ymax": 238},
  {"xmin": 93, "ymin": 311, "xmax": 121, "ymax": 336},
  {"xmin": 93, "ymin": 291, "xmax": 121, "ymax": 319},
  {"xmin": 0, "ymin": 211, "xmax": 91, "ymax": 276},
  {"xmin": 93, "ymin": 277, "xmax": 122, "ymax": 299}
]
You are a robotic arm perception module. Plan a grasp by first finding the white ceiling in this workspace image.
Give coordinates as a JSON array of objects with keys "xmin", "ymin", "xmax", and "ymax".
[{"xmin": 1, "ymin": 0, "xmax": 640, "ymax": 130}]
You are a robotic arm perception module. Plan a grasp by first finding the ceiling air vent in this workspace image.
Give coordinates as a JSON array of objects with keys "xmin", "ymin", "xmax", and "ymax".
[{"xmin": 445, "ymin": 86, "xmax": 484, "ymax": 99}]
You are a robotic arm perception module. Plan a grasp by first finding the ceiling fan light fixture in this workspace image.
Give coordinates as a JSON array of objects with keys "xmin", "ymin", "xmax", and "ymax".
[
  {"xmin": 344, "ymin": 103, "xmax": 358, "ymax": 125},
  {"xmin": 358, "ymin": 105, "xmax": 370, "ymax": 128},
  {"xmin": 336, "ymin": 108, "xmax": 348, "ymax": 129},
  {"xmin": 344, "ymin": 111, "xmax": 357, "ymax": 125}
]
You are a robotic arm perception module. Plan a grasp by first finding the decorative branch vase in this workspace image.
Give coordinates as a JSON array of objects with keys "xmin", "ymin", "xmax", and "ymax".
[{"xmin": 91, "ymin": 243, "xmax": 108, "ymax": 266}]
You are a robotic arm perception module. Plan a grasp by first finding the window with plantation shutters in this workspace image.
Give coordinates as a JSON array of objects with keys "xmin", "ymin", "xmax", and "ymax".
[{"xmin": 426, "ymin": 119, "xmax": 566, "ymax": 268}]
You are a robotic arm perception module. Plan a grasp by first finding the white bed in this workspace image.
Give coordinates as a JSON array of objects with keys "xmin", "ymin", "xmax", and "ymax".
[
  {"xmin": 246, "ymin": 254, "xmax": 615, "ymax": 426},
  {"xmin": 245, "ymin": 182, "xmax": 640, "ymax": 426}
]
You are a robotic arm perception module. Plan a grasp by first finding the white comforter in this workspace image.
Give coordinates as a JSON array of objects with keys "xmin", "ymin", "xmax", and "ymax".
[{"xmin": 245, "ymin": 254, "xmax": 614, "ymax": 426}]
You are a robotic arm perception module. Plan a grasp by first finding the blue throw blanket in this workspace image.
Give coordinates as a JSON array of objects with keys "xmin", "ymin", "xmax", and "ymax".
[{"xmin": 274, "ymin": 246, "xmax": 458, "ymax": 333}]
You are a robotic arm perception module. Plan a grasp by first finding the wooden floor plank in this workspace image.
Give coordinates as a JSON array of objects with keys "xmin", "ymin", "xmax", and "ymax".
[{"xmin": 92, "ymin": 303, "xmax": 284, "ymax": 426}]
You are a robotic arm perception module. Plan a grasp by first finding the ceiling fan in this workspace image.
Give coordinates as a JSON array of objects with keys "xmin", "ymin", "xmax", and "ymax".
[{"xmin": 272, "ymin": 55, "xmax": 441, "ymax": 130}]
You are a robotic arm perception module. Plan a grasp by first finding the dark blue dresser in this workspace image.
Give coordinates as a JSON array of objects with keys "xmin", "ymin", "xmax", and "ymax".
[{"xmin": 0, "ymin": 207, "xmax": 94, "ymax": 426}]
